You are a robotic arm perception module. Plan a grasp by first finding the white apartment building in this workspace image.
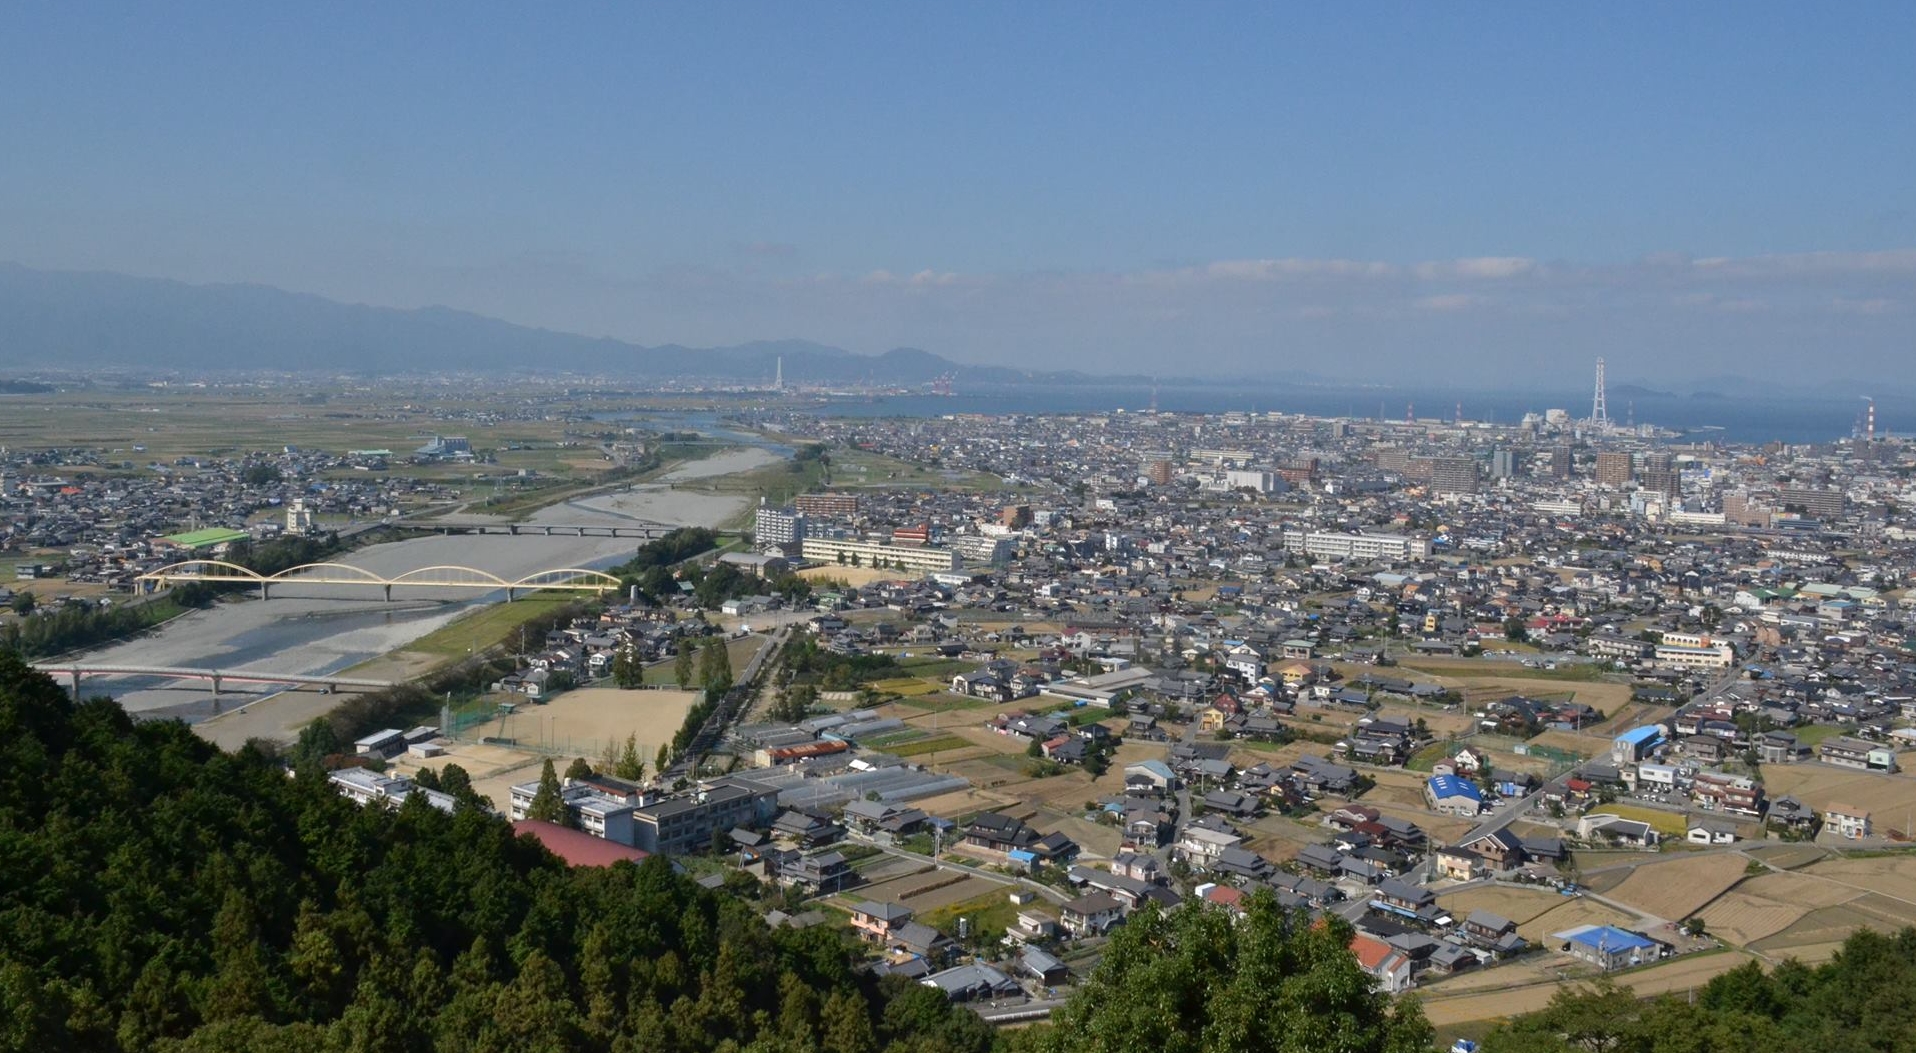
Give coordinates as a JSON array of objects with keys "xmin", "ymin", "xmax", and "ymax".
[
  {"xmin": 800, "ymin": 537, "xmax": 959, "ymax": 573},
  {"xmin": 1281, "ymin": 530, "xmax": 1430, "ymax": 562}
]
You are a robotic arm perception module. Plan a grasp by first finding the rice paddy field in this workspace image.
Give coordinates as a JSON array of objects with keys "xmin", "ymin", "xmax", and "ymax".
[{"xmin": 1600, "ymin": 853, "xmax": 1751, "ymax": 922}]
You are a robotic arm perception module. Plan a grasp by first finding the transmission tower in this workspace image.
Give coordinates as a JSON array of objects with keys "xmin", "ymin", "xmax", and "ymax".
[{"xmin": 1591, "ymin": 357, "xmax": 1610, "ymax": 428}]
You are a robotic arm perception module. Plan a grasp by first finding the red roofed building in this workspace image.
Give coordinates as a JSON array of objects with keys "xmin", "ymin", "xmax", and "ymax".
[
  {"xmin": 513, "ymin": 820, "xmax": 651, "ymax": 867},
  {"xmin": 1200, "ymin": 884, "xmax": 1246, "ymax": 916},
  {"xmin": 1349, "ymin": 933, "xmax": 1414, "ymax": 993}
]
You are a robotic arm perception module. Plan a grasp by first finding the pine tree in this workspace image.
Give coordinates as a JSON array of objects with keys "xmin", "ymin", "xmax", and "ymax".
[
  {"xmin": 700, "ymin": 639, "xmax": 734, "ymax": 694},
  {"xmin": 675, "ymin": 641, "xmax": 698, "ymax": 686},
  {"xmin": 614, "ymin": 734, "xmax": 647, "ymax": 782},
  {"xmin": 526, "ymin": 758, "xmax": 566, "ymax": 824}
]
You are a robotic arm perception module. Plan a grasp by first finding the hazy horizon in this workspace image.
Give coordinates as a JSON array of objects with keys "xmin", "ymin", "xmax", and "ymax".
[{"xmin": 2, "ymin": 4, "xmax": 1911, "ymax": 386}]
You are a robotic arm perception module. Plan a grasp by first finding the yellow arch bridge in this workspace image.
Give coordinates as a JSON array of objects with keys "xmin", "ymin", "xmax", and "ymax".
[{"xmin": 136, "ymin": 560, "xmax": 623, "ymax": 602}]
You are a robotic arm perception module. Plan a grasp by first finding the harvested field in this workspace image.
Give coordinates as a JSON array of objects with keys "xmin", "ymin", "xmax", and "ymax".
[
  {"xmin": 908, "ymin": 787, "xmax": 1020, "ymax": 818},
  {"xmin": 1517, "ymin": 897, "xmax": 1640, "ymax": 944},
  {"xmin": 1041, "ymin": 812, "xmax": 1123, "ymax": 860},
  {"xmin": 1422, "ymin": 952, "xmax": 1752, "ymax": 1028},
  {"xmin": 1699, "ymin": 874, "xmax": 1836, "ymax": 947},
  {"xmin": 1739, "ymin": 843, "xmax": 1828, "ymax": 869},
  {"xmin": 851, "ymin": 866, "xmax": 990, "ymax": 908},
  {"xmin": 1751, "ymin": 904, "xmax": 1885, "ymax": 963},
  {"xmin": 895, "ymin": 875, "xmax": 1006, "ymax": 912},
  {"xmin": 1603, "ymin": 853, "xmax": 1750, "ymax": 921},
  {"xmin": 1757, "ymin": 764, "xmax": 1916, "ymax": 818},
  {"xmin": 1439, "ymin": 885, "xmax": 1567, "ymax": 925},
  {"xmin": 1803, "ymin": 855, "xmax": 1916, "ymax": 905}
]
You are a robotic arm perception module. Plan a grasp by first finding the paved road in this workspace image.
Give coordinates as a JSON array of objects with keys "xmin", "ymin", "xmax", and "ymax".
[{"xmin": 1459, "ymin": 785, "xmax": 1550, "ymax": 843}]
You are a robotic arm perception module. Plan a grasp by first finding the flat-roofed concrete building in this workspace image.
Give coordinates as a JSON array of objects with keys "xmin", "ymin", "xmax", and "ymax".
[{"xmin": 801, "ymin": 537, "xmax": 959, "ymax": 573}]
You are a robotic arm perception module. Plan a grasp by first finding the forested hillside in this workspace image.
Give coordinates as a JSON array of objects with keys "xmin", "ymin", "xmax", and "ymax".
[
  {"xmin": 0, "ymin": 652, "xmax": 997, "ymax": 1053},
  {"xmin": 11, "ymin": 642, "xmax": 1916, "ymax": 1053}
]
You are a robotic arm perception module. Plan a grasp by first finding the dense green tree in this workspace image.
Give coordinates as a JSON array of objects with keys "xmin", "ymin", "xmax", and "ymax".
[
  {"xmin": 1017, "ymin": 893, "xmax": 1430, "ymax": 1053},
  {"xmin": 700, "ymin": 639, "xmax": 734, "ymax": 695},
  {"xmin": 564, "ymin": 756, "xmax": 595, "ymax": 781},
  {"xmin": 611, "ymin": 646, "xmax": 644, "ymax": 689},
  {"xmin": 612, "ymin": 733, "xmax": 647, "ymax": 782},
  {"xmin": 677, "ymin": 640, "xmax": 699, "ymax": 687},
  {"xmin": 525, "ymin": 758, "xmax": 566, "ymax": 824}
]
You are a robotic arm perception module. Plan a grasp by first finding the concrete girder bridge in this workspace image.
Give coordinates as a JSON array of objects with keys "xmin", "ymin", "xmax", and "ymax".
[
  {"xmin": 135, "ymin": 560, "xmax": 623, "ymax": 602},
  {"xmin": 29, "ymin": 662, "xmax": 397, "ymax": 701}
]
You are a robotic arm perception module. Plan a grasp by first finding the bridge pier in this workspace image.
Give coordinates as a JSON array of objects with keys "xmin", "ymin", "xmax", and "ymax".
[
  {"xmin": 260, "ymin": 582, "xmax": 270, "ymax": 601},
  {"xmin": 508, "ymin": 524, "xmax": 518, "ymax": 535},
  {"xmin": 544, "ymin": 526, "xmax": 554, "ymax": 536},
  {"xmin": 68, "ymin": 670, "xmax": 82, "ymax": 700},
  {"xmin": 210, "ymin": 674, "xmax": 221, "ymax": 697},
  {"xmin": 383, "ymin": 583, "xmax": 392, "ymax": 602},
  {"xmin": 505, "ymin": 587, "xmax": 515, "ymax": 602}
]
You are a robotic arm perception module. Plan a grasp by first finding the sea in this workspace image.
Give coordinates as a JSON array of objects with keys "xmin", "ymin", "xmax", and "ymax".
[{"xmin": 795, "ymin": 384, "xmax": 1908, "ymax": 447}]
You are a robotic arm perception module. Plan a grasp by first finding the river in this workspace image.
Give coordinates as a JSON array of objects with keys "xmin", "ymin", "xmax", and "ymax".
[{"xmin": 71, "ymin": 448, "xmax": 782, "ymax": 727}]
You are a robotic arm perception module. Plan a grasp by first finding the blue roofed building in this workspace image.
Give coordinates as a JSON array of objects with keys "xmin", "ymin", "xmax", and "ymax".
[
  {"xmin": 1611, "ymin": 725, "xmax": 1664, "ymax": 765},
  {"xmin": 1554, "ymin": 925, "xmax": 1661, "ymax": 971},
  {"xmin": 1425, "ymin": 775, "xmax": 1483, "ymax": 817}
]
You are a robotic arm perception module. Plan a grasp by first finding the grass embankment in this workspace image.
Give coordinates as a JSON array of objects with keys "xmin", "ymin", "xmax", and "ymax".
[{"xmin": 399, "ymin": 594, "xmax": 580, "ymax": 661}]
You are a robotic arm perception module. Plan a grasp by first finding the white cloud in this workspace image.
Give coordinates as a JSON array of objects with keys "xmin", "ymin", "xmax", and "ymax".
[
  {"xmin": 1411, "ymin": 256, "xmax": 1538, "ymax": 280},
  {"xmin": 1691, "ymin": 249, "xmax": 1916, "ymax": 276},
  {"xmin": 1413, "ymin": 293, "xmax": 1488, "ymax": 311}
]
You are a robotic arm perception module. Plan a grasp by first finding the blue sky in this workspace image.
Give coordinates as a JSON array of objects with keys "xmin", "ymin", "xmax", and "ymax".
[{"xmin": 2, "ymin": 3, "xmax": 1912, "ymax": 383}]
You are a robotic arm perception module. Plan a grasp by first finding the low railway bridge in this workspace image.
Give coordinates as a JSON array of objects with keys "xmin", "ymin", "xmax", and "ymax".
[
  {"xmin": 30, "ymin": 662, "xmax": 397, "ymax": 700},
  {"xmin": 415, "ymin": 519, "xmax": 675, "ymax": 539}
]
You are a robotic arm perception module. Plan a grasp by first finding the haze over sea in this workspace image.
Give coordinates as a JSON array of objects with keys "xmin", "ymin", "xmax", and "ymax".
[{"xmin": 815, "ymin": 384, "xmax": 1903, "ymax": 447}]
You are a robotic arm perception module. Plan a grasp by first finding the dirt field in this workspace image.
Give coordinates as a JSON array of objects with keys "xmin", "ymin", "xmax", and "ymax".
[
  {"xmin": 488, "ymin": 686, "xmax": 701, "ymax": 760},
  {"xmin": 1757, "ymin": 764, "xmax": 1916, "ymax": 818},
  {"xmin": 797, "ymin": 566, "xmax": 905, "ymax": 587},
  {"xmin": 1439, "ymin": 885, "xmax": 1567, "ymax": 925},
  {"xmin": 1422, "ymin": 951, "xmax": 1754, "ymax": 1028},
  {"xmin": 1602, "ymin": 853, "xmax": 1750, "ymax": 922},
  {"xmin": 394, "ymin": 687, "xmax": 701, "ymax": 810}
]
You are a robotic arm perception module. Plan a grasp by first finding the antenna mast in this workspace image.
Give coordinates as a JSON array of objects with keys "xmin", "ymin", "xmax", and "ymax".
[{"xmin": 1591, "ymin": 357, "xmax": 1609, "ymax": 429}]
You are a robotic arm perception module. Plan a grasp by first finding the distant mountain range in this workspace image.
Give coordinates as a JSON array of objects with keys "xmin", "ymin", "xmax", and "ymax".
[
  {"xmin": 0, "ymin": 262, "xmax": 1105, "ymax": 385},
  {"xmin": 0, "ymin": 263, "xmax": 1904, "ymax": 399}
]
